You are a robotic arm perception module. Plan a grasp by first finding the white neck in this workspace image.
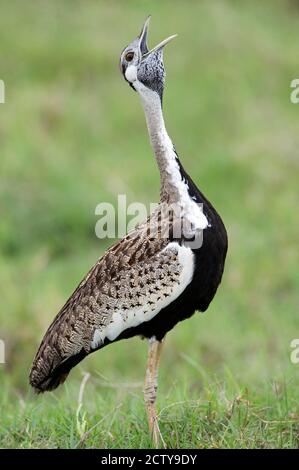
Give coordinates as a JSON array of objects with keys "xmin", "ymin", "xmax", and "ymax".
[
  {"xmin": 125, "ymin": 65, "xmax": 208, "ymax": 229},
  {"xmin": 137, "ymin": 82, "xmax": 184, "ymax": 202}
]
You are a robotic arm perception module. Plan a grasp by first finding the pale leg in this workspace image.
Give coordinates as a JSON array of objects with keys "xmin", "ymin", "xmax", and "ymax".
[{"xmin": 143, "ymin": 336, "xmax": 165, "ymax": 448}]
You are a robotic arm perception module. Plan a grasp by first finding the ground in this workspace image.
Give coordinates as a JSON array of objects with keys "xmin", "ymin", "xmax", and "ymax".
[{"xmin": 0, "ymin": 0, "xmax": 299, "ymax": 448}]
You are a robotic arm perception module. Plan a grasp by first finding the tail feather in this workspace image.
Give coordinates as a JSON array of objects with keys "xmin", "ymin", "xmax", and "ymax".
[
  {"xmin": 30, "ymin": 348, "xmax": 87, "ymax": 393},
  {"xmin": 29, "ymin": 258, "xmax": 102, "ymax": 392},
  {"xmin": 29, "ymin": 303, "xmax": 90, "ymax": 393}
]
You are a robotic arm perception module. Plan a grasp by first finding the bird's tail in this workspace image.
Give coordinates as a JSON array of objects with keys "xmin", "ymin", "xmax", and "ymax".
[
  {"xmin": 29, "ymin": 340, "xmax": 87, "ymax": 393},
  {"xmin": 29, "ymin": 258, "xmax": 106, "ymax": 392},
  {"xmin": 29, "ymin": 302, "xmax": 89, "ymax": 393}
]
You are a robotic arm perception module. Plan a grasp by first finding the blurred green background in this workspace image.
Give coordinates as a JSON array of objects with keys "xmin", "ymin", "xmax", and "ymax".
[{"xmin": 0, "ymin": 0, "xmax": 299, "ymax": 448}]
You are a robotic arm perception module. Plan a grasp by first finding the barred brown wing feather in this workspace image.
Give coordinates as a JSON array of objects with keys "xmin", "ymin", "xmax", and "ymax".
[
  {"xmin": 29, "ymin": 235, "xmax": 135, "ymax": 392},
  {"xmin": 29, "ymin": 226, "xmax": 194, "ymax": 392}
]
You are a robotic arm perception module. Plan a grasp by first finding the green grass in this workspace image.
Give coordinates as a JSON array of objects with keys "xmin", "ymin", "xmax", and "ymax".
[
  {"xmin": 1, "ymin": 372, "xmax": 299, "ymax": 449},
  {"xmin": 1, "ymin": 0, "xmax": 299, "ymax": 448}
]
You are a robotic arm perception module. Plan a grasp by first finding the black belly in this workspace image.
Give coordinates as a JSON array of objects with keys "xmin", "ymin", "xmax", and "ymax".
[
  {"xmin": 118, "ymin": 219, "xmax": 227, "ymax": 341},
  {"xmin": 52, "ymin": 188, "xmax": 228, "ymax": 382},
  {"xmin": 115, "ymin": 158, "xmax": 229, "ymax": 341}
]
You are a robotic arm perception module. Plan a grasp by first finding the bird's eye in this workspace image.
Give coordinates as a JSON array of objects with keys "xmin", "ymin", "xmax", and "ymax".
[{"xmin": 125, "ymin": 51, "xmax": 134, "ymax": 62}]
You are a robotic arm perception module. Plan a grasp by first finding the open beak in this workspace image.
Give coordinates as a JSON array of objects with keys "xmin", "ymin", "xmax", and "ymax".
[
  {"xmin": 138, "ymin": 16, "xmax": 177, "ymax": 59},
  {"xmin": 138, "ymin": 15, "xmax": 151, "ymax": 55}
]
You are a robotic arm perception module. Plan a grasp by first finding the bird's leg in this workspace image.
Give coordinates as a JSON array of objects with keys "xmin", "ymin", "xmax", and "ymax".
[{"xmin": 144, "ymin": 336, "xmax": 165, "ymax": 448}]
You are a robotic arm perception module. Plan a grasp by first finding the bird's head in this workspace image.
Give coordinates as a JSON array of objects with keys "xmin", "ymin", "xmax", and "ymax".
[{"xmin": 120, "ymin": 16, "xmax": 177, "ymax": 102}]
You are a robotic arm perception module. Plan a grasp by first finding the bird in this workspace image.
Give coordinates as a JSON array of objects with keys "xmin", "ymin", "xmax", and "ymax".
[{"xmin": 29, "ymin": 16, "xmax": 228, "ymax": 447}]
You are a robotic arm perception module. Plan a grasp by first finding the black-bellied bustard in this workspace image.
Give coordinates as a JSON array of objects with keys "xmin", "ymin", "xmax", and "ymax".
[{"xmin": 30, "ymin": 17, "xmax": 228, "ymax": 447}]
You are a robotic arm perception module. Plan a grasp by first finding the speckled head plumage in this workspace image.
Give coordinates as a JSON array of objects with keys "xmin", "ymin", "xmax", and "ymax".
[{"xmin": 120, "ymin": 16, "xmax": 177, "ymax": 102}]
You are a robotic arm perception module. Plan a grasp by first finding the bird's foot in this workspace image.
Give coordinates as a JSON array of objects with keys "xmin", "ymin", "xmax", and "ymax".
[{"xmin": 150, "ymin": 412, "xmax": 166, "ymax": 449}]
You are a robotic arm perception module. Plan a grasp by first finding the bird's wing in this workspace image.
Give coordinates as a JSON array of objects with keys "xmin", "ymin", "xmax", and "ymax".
[{"xmin": 29, "ymin": 224, "xmax": 195, "ymax": 392}]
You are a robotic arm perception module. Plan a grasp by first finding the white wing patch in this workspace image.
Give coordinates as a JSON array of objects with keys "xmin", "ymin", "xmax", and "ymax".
[{"xmin": 91, "ymin": 242, "xmax": 194, "ymax": 348}]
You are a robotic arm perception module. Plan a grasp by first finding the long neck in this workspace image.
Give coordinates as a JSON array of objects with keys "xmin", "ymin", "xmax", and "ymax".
[{"xmin": 139, "ymin": 88, "xmax": 185, "ymax": 203}]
